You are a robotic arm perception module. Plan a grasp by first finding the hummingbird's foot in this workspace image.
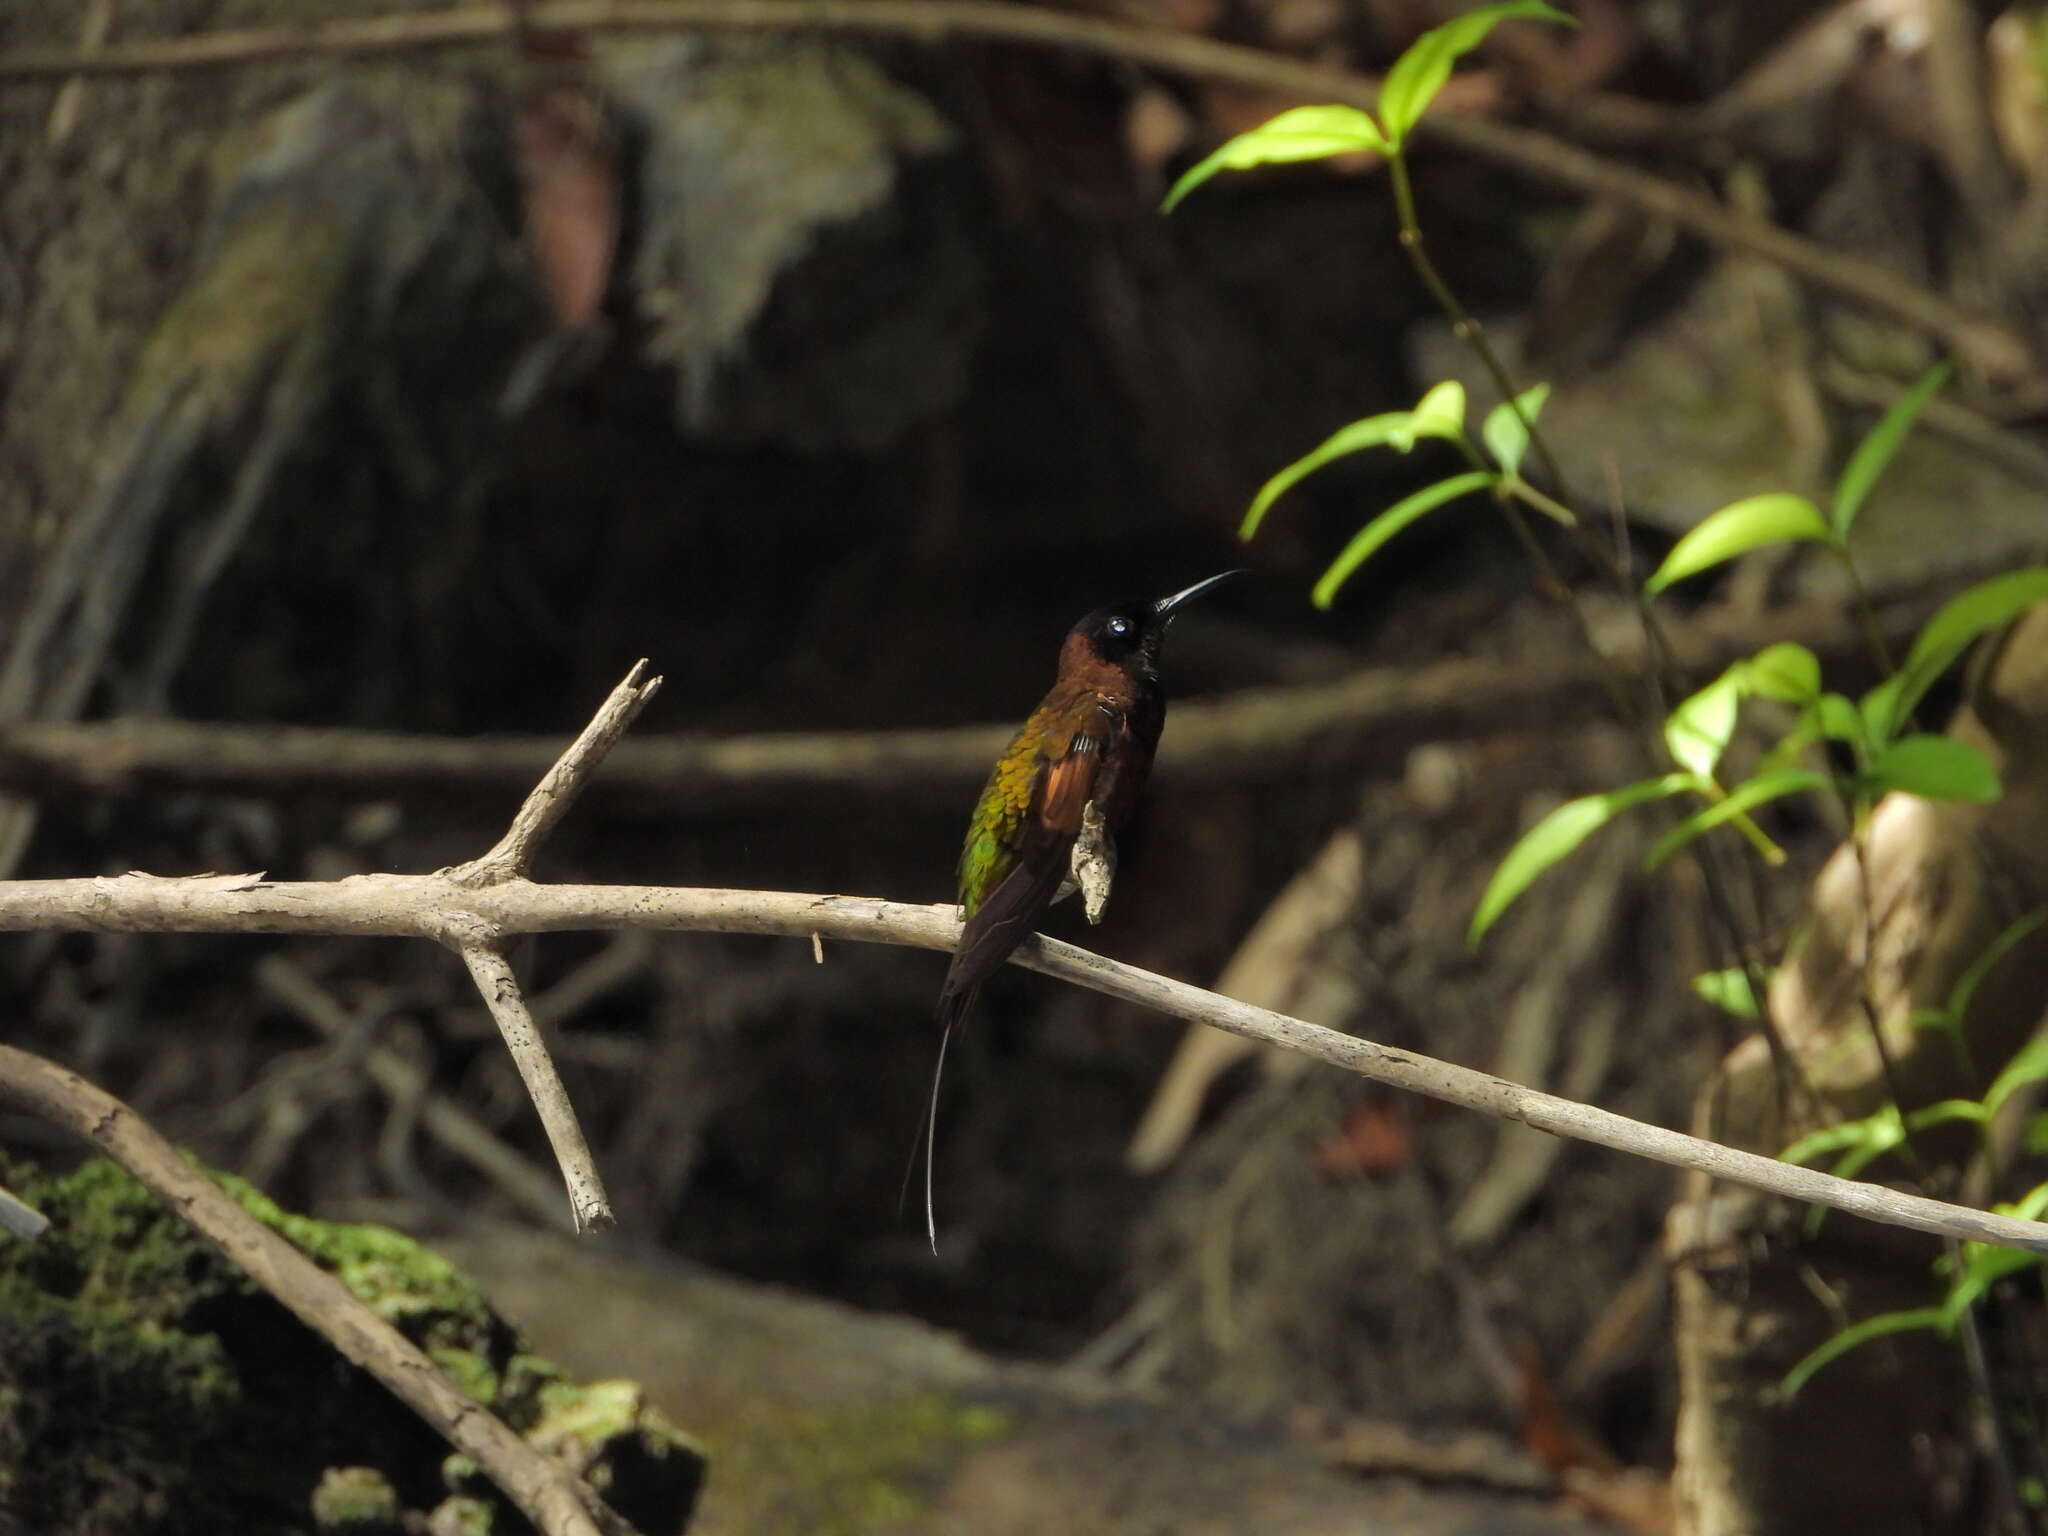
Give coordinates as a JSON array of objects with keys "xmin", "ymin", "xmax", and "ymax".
[{"xmin": 1071, "ymin": 800, "xmax": 1117, "ymax": 924}]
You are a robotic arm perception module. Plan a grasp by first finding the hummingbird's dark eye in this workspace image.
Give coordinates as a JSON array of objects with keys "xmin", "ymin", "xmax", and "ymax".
[{"xmin": 1107, "ymin": 617, "xmax": 1132, "ymax": 637}]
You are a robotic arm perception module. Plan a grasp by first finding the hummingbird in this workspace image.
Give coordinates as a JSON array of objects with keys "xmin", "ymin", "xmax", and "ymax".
[{"xmin": 916, "ymin": 570, "xmax": 1242, "ymax": 1249}]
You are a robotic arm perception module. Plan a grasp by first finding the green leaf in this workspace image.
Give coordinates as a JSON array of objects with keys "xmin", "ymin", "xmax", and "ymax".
[
  {"xmin": 1781, "ymin": 1104, "xmax": 1902, "ymax": 1167},
  {"xmin": 1869, "ymin": 735, "xmax": 2002, "ymax": 804},
  {"xmin": 1948, "ymin": 909, "xmax": 2048, "ymax": 1028},
  {"xmin": 1867, "ymin": 568, "xmax": 2048, "ymax": 741},
  {"xmin": 1643, "ymin": 494, "xmax": 1834, "ymax": 596},
  {"xmin": 1481, "ymin": 382, "xmax": 1550, "ymax": 478},
  {"xmin": 1745, "ymin": 643, "xmax": 1821, "ymax": 705},
  {"xmin": 1779, "ymin": 1307, "xmax": 1947, "ymax": 1400},
  {"xmin": 1815, "ymin": 692, "xmax": 1866, "ymax": 748},
  {"xmin": 1905, "ymin": 1098, "xmax": 1989, "ymax": 1133},
  {"xmin": 1241, "ymin": 411, "xmax": 1413, "ymax": 540},
  {"xmin": 1900, "ymin": 1097, "xmax": 1982, "ymax": 1138},
  {"xmin": 1312, "ymin": 471, "xmax": 1496, "ymax": 608},
  {"xmin": 1378, "ymin": 1, "xmax": 1577, "ymax": 149},
  {"xmin": 1389, "ymin": 380, "xmax": 1467, "ymax": 451},
  {"xmin": 1986, "ymin": 1029, "xmax": 2048, "ymax": 1118},
  {"xmin": 1941, "ymin": 1235, "xmax": 2042, "ymax": 1330},
  {"xmin": 1693, "ymin": 967, "xmax": 1761, "ymax": 1019},
  {"xmin": 1162, "ymin": 105, "xmax": 1390, "ymax": 211},
  {"xmin": 1665, "ymin": 669, "xmax": 1743, "ymax": 778},
  {"xmin": 1833, "ymin": 362, "xmax": 1951, "ymax": 539},
  {"xmin": 1469, "ymin": 773, "xmax": 1695, "ymax": 947},
  {"xmin": 2011, "ymin": 1183, "xmax": 2048, "ymax": 1226},
  {"xmin": 1644, "ymin": 771, "xmax": 1828, "ymax": 871},
  {"xmin": 1858, "ymin": 676, "xmax": 1905, "ymax": 750},
  {"xmin": 2009, "ymin": 1180, "xmax": 2048, "ymax": 1225}
]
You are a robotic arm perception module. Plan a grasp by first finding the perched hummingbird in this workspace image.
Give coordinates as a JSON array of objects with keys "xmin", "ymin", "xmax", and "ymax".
[{"xmin": 917, "ymin": 570, "xmax": 1242, "ymax": 1248}]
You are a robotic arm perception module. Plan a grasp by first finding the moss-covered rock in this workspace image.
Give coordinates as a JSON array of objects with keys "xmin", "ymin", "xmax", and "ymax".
[{"xmin": 0, "ymin": 1156, "xmax": 704, "ymax": 1535}]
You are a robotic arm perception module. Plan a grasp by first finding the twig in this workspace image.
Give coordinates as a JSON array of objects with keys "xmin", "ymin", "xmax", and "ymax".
[
  {"xmin": 450, "ymin": 660, "xmax": 662, "ymax": 884},
  {"xmin": 0, "ymin": 589, "xmax": 1940, "ymax": 813},
  {"xmin": 0, "ymin": 0, "xmax": 2029, "ymax": 377},
  {"xmin": 1, "ymin": 874, "xmax": 2045, "ymax": 1254},
  {"xmin": 456, "ymin": 943, "xmax": 610, "ymax": 1232},
  {"xmin": 0, "ymin": 1043, "xmax": 638, "ymax": 1536},
  {"xmin": 43, "ymin": 0, "xmax": 111, "ymax": 144},
  {"xmin": 255, "ymin": 955, "xmax": 574, "ymax": 1231},
  {"xmin": 0, "ymin": 1181, "xmax": 49, "ymax": 1238},
  {"xmin": 430, "ymin": 665, "xmax": 667, "ymax": 1231}
]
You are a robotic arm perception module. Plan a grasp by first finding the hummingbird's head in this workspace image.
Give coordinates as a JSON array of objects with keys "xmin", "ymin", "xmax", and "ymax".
[{"xmin": 1067, "ymin": 570, "xmax": 1243, "ymax": 678}]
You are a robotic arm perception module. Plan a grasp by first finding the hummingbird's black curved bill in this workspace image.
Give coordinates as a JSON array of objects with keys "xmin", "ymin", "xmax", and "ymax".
[{"xmin": 1150, "ymin": 569, "xmax": 1245, "ymax": 621}]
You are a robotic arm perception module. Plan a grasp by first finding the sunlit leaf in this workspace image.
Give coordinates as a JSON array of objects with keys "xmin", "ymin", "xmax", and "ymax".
[
  {"xmin": 1869, "ymin": 735, "xmax": 2002, "ymax": 804},
  {"xmin": 1643, "ymin": 494, "xmax": 1834, "ymax": 595},
  {"xmin": 1389, "ymin": 380, "xmax": 1467, "ymax": 451},
  {"xmin": 1833, "ymin": 362, "xmax": 1951, "ymax": 539},
  {"xmin": 2010, "ymin": 1180, "xmax": 2048, "ymax": 1224},
  {"xmin": 1312, "ymin": 471, "xmax": 1496, "ymax": 608},
  {"xmin": 1378, "ymin": 1, "xmax": 1577, "ymax": 149},
  {"xmin": 1781, "ymin": 1104, "xmax": 1902, "ymax": 1167},
  {"xmin": 1779, "ymin": 1307, "xmax": 1946, "ymax": 1400},
  {"xmin": 1469, "ymin": 773, "xmax": 1695, "ymax": 947},
  {"xmin": 1665, "ymin": 668, "xmax": 1743, "ymax": 778},
  {"xmin": 1941, "ymin": 1238, "xmax": 2041, "ymax": 1330},
  {"xmin": 1481, "ymin": 382, "xmax": 1550, "ymax": 478},
  {"xmin": 1163, "ymin": 105, "xmax": 1390, "ymax": 211},
  {"xmin": 1906, "ymin": 1098, "xmax": 1989, "ymax": 1132},
  {"xmin": 1986, "ymin": 1030, "xmax": 2048, "ymax": 1118},
  {"xmin": 1815, "ymin": 692, "xmax": 1866, "ymax": 749},
  {"xmin": 1866, "ymin": 568, "xmax": 2048, "ymax": 741},
  {"xmin": 1644, "ymin": 771, "xmax": 1827, "ymax": 871},
  {"xmin": 1693, "ymin": 967, "xmax": 1761, "ymax": 1019},
  {"xmin": 1745, "ymin": 643, "xmax": 1821, "ymax": 705},
  {"xmin": 1241, "ymin": 411, "xmax": 1413, "ymax": 540}
]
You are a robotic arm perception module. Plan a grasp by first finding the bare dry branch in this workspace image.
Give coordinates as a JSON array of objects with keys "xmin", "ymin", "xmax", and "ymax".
[
  {"xmin": 457, "ymin": 943, "xmax": 612, "ymax": 1232},
  {"xmin": 433, "ymin": 666, "xmax": 669, "ymax": 1230},
  {"xmin": 0, "ymin": 1, "xmax": 2030, "ymax": 377},
  {"xmin": 3, "ymin": 872, "xmax": 2046, "ymax": 1254},
  {"xmin": 255, "ymin": 955, "xmax": 573, "ymax": 1231},
  {"xmin": 0, "ymin": 1181, "xmax": 49, "ymax": 1238},
  {"xmin": 0, "ymin": 1043, "xmax": 638, "ymax": 1536},
  {"xmin": 0, "ymin": 588, "xmax": 1943, "ymax": 816},
  {"xmin": 451, "ymin": 660, "xmax": 662, "ymax": 885}
]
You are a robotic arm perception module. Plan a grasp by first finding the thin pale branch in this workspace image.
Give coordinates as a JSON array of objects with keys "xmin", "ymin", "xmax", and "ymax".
[
  {"xmin": 0, "ymin": 587, "xmax": 1942, "ymax": 815},
  {"xmin": 456, "ymin": 942, "xmax": 612, "ymax": 1232},
  {"xmin": 255, "ymin": 955, "xmax": 573, "ymax": 1231},
  {"xmin": 0, "ymin": 0, "xmax": 2029, "ymax": 377},
  {"xmin": 3, "ymin": 873, "xmax": 2046, "ymax": 1254},
  {"xmin": 0, "ymin": 1181, "xmax": 49, "ymax": 1238},
  {"xmin": 451, "ymin": 659, "xmax": 662, "ymax": 884},
  {"xmin": 0, "ymin": 1043, "xmax": 638, "ymax": 1536}
]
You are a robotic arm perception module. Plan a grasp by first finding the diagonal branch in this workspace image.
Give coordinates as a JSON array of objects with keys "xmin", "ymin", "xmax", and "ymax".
[
  {"xmin": 451, "ymin": 660, "xmax": 662, "ymax": 885},
  {"xmin": 0, "ymin": 1043, "xmax": 639, "ymax": 1536},
  {"xmin": 3, "ymin": 873, "xmax": 2046, "ymax": 1254},
  {"xmin": 255, "ymin": 955, "xmax": 574, "ymax": 1231},
  {"xmin": 456, "ymin": 942, "xmax": 612, "ymax": 1232},
  {"xmin": 0, "ymin": 0, "xmax": 2030, "ymax": 377},
  {"xmin": 425, "ymin": 662, "xmax": 669, "ymax": 1232},
  {"xmin": 0, "ymin": 1181, "xmax": 49, "ymax": 1238}
]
